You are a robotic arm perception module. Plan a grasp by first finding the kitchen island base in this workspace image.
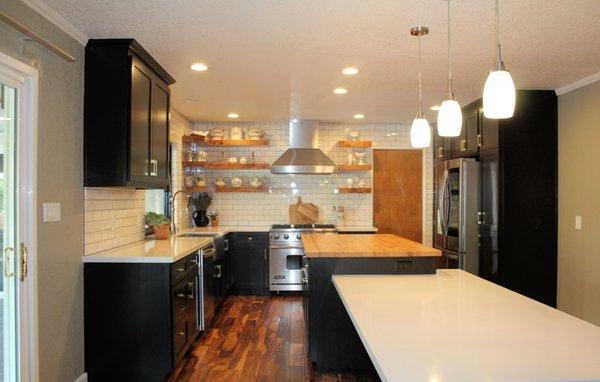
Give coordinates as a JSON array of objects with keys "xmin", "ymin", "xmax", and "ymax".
[{"xmin": 303, "ymin": 257, "xmax": 437, "ymax": 373}]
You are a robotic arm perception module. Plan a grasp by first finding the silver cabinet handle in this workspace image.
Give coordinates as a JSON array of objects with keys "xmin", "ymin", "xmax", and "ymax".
[
  {"xmin": 154, "ymin": 159, "xmax": 158, "ymax": 176},
  {"xmin": 176, "ymin": 293, "xmax": 185, "ymax": 298},
  {"xmin": 438, "ymin": 147, "xmax": 444, "ymax": 158},
  {"xmin": 178, "ymin": 331, "xmax": 185, "ymax": 336},
  {"xmin": 214, "ymin": 264, "xmax": 222, "ymax": 278},
  {"xmin": 264, "ymin": 248, "xmax": 267, "ymax": 260},
  {"xmin": 460, "ymin": 139, "xmax": 466, "ymax": 152},
  {"xmin": 176, "ymin": 267, "xmax": 184, "ymax": 272},
  {"xmin": 477, "ymin": 134, "xmax": 483, "ymax": 147}
]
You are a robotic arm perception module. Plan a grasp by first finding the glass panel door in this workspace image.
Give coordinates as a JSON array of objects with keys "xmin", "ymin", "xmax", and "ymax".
[{"xmin": 1, "ymin": 82, "xmax": 18, "ymax": 382}]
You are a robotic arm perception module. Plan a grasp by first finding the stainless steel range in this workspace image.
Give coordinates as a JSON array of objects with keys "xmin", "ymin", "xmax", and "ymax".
[{"xmin": 269, "ymin": 224, "xmax": 337, "ymax": 291}]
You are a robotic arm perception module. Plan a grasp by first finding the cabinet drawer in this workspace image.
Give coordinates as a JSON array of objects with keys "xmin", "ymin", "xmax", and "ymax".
[
  {"xmin": 230, "ymin": 232, "xmax": 268, "ymax": 244},
  {"xmin": 172, "ymin": 318, "xmax": 188, "ymax": 362},
  {"xmin": 172, "ymin": 252, "xmax": 198, "ymax": 283}
]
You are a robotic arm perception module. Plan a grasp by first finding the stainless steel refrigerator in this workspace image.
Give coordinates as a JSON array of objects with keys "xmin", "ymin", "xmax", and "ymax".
[{"xmin": 434, "ymin": 158, "xmax": 480, "ymax": 274}]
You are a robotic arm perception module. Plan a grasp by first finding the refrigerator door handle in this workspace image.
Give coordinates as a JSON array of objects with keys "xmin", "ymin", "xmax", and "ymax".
[
  {"xmin": 438, "ymin": 170, "xmax": 448, "ymax": 237},
  {"xmin": 442, "ymin": 171, "xmax": 451, "ymax": 236}
]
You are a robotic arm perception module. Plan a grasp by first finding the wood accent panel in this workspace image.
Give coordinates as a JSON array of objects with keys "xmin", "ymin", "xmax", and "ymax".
[
  {"xmin": 182, "ymin": 162, "xmax": 270, "ymax": 170},
  {"xmin": 183, "ymin": 136, "xmax": 270, "ymax": 146},
  {"xmin": 301, "ymin": 233, "xmax": 441, "ymax": 258},
  {"xmin": 337, "ymin": 164, "xmax": 372, "ymax": 172},
  {"xmin": 170, "ymin": 295, "xmax": 376, "ymax": 381},
  {"xmin": 373, "ymin": 149, "xmax": 423, "ymax": 242},
  {"xmin": 338, "ymin": 187, "xmax": 371, "ymax": 194},
  {"xmin": 337, "ymin": 140, "xmax": 372, "ymax": 148}
]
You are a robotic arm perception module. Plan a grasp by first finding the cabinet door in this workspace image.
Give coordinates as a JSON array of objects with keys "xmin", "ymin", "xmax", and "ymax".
[
  {"xmin": 480, "ymin": 150, "xmax": 499, "ymax": 231},
  {"xmin": 230, "ymin": 241, "xmax": 268, "ymax": 294},
  {"xmin": 479, "ymin": 108, "xmax": 499, "ymax": 151},
  {"xmin": 432, "ymin": 126, "xmax": 451, "ymax": 162},
  {"xmin": 129, "ymin": 56, "xmax": 152, "ymax": 183},
  {"xmin": 478, "ymin": 228, "xmax": 498, "ymax": 282},
  {"xmin": 150, "ymin": 80, "xmax": 170, "ymax": 186},
  {"xmin": 453, "ymin": 106, "xmax": 479, "ymax": 157}
]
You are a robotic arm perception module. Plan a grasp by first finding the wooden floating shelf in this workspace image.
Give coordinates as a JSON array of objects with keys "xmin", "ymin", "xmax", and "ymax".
[
  {"xmin": 185, "ymin": 186, "xmax": 215, "ymax": 193},
  {"xmin": 216, "ymin": 186, "xmax": 267, "ymax": 193},
  {"xmin": 183, "ymin": 136, "xmax": 270, "ymax": 147},
  {"xmin": 337, "ymin": 164, "xmax": 372, "ymax": 172},
  {"xmin": 337, "ymin": 140, "xmax": 372, "ymax": 148},
  {"xmin": 182, "ymin": 161, "xmax": 270, "ymax": 170},
  {"xmin": 338, "ymin": 187, "xmax": 372, "ymax": 194}
]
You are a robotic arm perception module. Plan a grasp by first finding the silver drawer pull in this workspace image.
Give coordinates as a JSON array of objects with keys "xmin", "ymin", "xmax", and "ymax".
[
  {"xmin": 178, "ymin": 331, "xmax": 185, "ymax": 336},
  {"xmin": 176, "ymin": 293, "xmax": 185, "ymax": 298},
  {"xmin": 176, "ymin": 268, "xmax": 185, "ymax": 272}
]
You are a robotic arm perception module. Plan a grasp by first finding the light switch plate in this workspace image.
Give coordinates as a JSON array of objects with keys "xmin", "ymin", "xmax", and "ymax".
[
  {"xmin": 43, "ymin": 203, "xmax": 61, "ymax": 222},
  {"xmin": 575, "ymin": 215, "xmax": 582, "ymax": 230}
]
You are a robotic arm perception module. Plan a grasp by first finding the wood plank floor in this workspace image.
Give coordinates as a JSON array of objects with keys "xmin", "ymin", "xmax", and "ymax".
[{"xmin": 171, "ymin": 295, "xmax": 377, "ymax": 382}]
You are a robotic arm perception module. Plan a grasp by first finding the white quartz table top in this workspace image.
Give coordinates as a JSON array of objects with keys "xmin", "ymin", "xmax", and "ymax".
[{"xmin": 333, "ymin": 270, "xmax": 600, "ymax": 382}]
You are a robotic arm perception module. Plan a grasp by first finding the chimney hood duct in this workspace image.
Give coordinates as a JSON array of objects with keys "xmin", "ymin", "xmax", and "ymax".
[{"xmin": 271, "ymin": 119, "xmax": 337, "ymax": 174}]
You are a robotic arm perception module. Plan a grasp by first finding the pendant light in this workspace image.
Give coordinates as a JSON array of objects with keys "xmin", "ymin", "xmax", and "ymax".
[
  {"xmin": 483, "ymin": 0, "xmax": 515, "ymax": 119},
  {"xmin": 437, "ymin": 0, "xmax": 462, "ymax": 137},
  {"xmin": 410, "ymin": 26, "xmax": 431, "ymax": 148}
]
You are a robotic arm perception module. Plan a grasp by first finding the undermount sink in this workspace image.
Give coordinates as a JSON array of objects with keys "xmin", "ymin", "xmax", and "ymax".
[{"xmin": 178, "ymin": 232, "xmax": 219, "ymax": 238}]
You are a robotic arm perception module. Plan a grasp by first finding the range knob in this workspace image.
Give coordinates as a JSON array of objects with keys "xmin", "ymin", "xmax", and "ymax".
[
  {"xmin": 296, "ymin": 234, "xmax": 301, "ymax": 240},
  {"xmin": 283, "ymin": 234, "xmax": 289, "ymax": 240},
  {"xmin": 273, "ymin": 234, "xmax": 280, "ymax": 240}
]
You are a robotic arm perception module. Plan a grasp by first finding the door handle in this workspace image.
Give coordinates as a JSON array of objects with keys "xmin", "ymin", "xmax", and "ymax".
[
  {"xmin": 4, "ymin": 247, "xmax": 14, "ymax": 278},
  {"xmin": 460, "ymin": 139, "xmax": 466, "ymax": 152},
  {"xmin": 20, "ymin": 243, "xmax": 27, "ymax": 281}
]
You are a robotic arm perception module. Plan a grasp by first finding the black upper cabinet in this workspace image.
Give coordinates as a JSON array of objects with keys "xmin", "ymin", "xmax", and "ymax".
[
  {"xmin": 84, "ymin": 39, "xmax": 175, "ymax": 189},
  {"xmin": 452, "ymin": 102, "xmax": 479, "ymax": 158},
  {"xmin": 432, "ymin": 123, "xmax": 452, "ymax": 162}
]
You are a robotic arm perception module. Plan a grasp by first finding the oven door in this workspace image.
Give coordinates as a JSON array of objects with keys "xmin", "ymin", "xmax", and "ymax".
[{"xmin": 269, "ymin": 246, "xmax": 303, "ymax": 291}]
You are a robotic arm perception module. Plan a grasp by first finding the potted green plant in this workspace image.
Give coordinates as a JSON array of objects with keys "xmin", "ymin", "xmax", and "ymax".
[
  {"xmin": 208, "ymin": 210, "xmax": 220, "ymax": 228},
  {"xmin": 145, "ymin": 212, "xmax": 171, "ymax": 240},
  {"xmin": 189, "ymin": 192, "xmax": 212, "ymax": 227}
]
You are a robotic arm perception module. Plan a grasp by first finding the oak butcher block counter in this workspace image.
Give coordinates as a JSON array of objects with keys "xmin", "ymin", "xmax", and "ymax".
[
  {"xmin": 301, "ymin": 233, "xmax": 441, "ymax": 258},
  {"xmin": 301, "ymin": 233, "xmax": 440, "ymax": 374}
]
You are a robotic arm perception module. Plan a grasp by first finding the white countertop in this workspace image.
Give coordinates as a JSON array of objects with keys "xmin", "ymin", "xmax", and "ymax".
[
  {"xmin": 333, "ymin": 270, "xmax": 600, "ymax": 382},
  {"xmin": 82, "ymin": 226, "xmax": 270, "ymax": 263}
]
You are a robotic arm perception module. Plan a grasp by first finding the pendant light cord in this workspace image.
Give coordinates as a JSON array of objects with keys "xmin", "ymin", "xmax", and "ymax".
[
  {"xmin": 418, "ymin": 33, "xmax": 423, "ymax": 117},
  {"xmin": 495, "ymin": 0, "xmax": 502, "ymax": 68},
  {"xmin": 447, "ymin": 0, "xmax": 453, "ymax": 98}
]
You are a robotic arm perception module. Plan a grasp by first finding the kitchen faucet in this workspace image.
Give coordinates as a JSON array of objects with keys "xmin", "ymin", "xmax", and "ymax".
[{"xmin": 170, "ymin": 190, "xmax": 190, "ymax": 235}]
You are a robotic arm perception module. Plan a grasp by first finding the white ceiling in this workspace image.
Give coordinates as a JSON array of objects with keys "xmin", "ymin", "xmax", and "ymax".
[{"xmin": 40, "ymin": 0, "xmax": 600, "ymax": 123}]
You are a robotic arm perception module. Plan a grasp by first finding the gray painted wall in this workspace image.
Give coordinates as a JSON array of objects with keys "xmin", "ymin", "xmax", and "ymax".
[
  {"xmin": 0, "ymin": 1, "xmax": 85, "ymax": 381},
  {"xmin": 557, "ymin": 80, "xmax": 600, "ymax": 326}
]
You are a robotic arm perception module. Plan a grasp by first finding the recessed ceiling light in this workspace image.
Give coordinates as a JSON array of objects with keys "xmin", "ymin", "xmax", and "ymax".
[
  {"xmin": 342, "ymin": 67, "xmax": 359, "ymax": 75},
  {"xmin": 190, "ymin": 63, "xmax": 208, "ymax": 72},
  {"xmin": 430, "ymin": 105, "xmax": 441, "ymax": 111},
  {"xmin": 333, "ymin": 88, "xmax": 348, "ymax": 95},
  {"xmin": 184, "ymin": 98, "xmax": 198, "ymax": 103},
  {"xmin": 227, "ymin": 113, "xmax": 239, "ymax": 119},
  {"xmin": 353, "ymin": 114, "xmax": 365, "ymax": 119}
]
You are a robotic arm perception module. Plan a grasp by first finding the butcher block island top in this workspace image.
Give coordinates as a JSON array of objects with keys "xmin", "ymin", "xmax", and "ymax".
[{"xmin": 301, "ymin": 233, "xmax": 441, "ymax": 258}]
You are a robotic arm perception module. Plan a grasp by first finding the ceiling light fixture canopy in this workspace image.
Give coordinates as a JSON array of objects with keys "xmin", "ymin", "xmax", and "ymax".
[
  {"xmin": 437, "ymin": 0, "xmax": 462, "ymax": 137},
  {"xmin": 483, "ymin": 0, "xmax": 516, "ymax": 119},
  {"xmin": 410, "ymin": 26, "xmax": 431, "ymax": 149}
]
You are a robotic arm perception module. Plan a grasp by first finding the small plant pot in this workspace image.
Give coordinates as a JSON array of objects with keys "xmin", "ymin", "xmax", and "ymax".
[
  {"xmin": 211, "ymin": 219, "xmax": 220, "ymax": 228},
  {"xmin": 154, "ymin": 224, "xmax": 171, "ymax": 240}
]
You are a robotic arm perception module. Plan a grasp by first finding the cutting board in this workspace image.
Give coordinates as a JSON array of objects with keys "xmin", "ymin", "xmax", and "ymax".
[{"xmin": 289, "ymin": 197, "xmax": 319, "ymax": 224}]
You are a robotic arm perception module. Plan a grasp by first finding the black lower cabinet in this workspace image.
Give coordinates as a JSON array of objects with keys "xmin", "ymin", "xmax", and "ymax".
[
  {"xmin": 303, "ymin": 257, "xmax": 437, "ymax": 374},
  {"xmin": 84, "ymin": 251, "xmax": 200, "ymax": 382},
  {"xmin": 229, "ymin": 232, "xmax": 269, "ymax": 295}
]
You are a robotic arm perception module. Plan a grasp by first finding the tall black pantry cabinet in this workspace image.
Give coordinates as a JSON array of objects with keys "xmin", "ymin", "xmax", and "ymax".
[
  {"xmin": 434, "ymin": 90, "xmax": 558, "ymax": 307},
  {"xmin": 84, "ymin": 39, "xmax": 175, "ymax": 189}
]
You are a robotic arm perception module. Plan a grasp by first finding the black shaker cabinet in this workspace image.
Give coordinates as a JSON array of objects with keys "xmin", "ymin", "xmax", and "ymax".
[
  {"xmin": 434, "ymin": 90, "xmax": 558, "ymax": 307},
  {"xmin": 229, "ymin": 232, "xmax": 269, "ymax": 295},
  {"xmin": 84, "ymin": 251, "xmax": 200, "ymax": 382},
  {"xmin": 84, "ymin": 39, "xmax": 175, "ymax": 189}
]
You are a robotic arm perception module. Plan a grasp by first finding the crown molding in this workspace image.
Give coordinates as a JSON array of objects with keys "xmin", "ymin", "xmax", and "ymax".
[
  {"xmin": 555, "ymin": 71, "xmax": 600, "ymax": 95},
  {"xmin": 20, "ymin": 0, "xmax": 88, "ymax": 45}
]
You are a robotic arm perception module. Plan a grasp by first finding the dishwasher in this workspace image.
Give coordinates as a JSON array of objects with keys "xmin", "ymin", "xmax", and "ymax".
[{"xmin": 198, "ymin": 242, "xmax": 216, "ymax": 330}]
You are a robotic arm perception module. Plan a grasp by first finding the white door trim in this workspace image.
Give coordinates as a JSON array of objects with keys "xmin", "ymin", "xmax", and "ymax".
[{"xmin": 0, "ymin": 50, "xmax": 39, "ymax": 382}]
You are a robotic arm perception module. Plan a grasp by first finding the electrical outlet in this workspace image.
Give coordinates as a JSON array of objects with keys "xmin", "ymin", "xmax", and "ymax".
[
  {"xmin": 43, "ymin": 203, "xmax": 61, "ymax": 222},
  {"xmin": 575, "ymin": 215, "xmax": 582, "ymax": 230}
]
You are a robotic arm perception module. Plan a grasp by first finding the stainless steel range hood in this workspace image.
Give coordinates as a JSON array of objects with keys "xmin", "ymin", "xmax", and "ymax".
[{"xmin": 271, "ymin": 119, "xmax": 336, "ymax": 174}]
